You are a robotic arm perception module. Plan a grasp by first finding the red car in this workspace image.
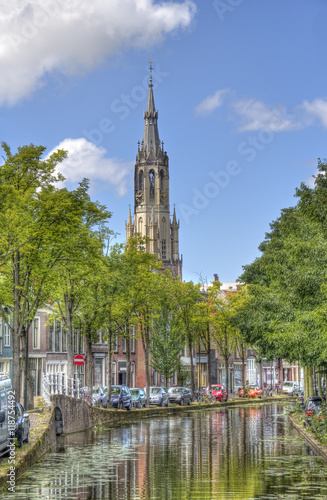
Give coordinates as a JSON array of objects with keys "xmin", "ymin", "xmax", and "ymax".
[
  {"xmin": 206, "ymin": 384, "xmax": 228, "ymax": 402},
  {"xmin": 248, "ymin": 385, "xmax": 263, "ymax": 398}
]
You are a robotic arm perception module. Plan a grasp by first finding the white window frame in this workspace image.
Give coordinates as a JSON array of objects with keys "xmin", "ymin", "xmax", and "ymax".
[
  {"xmin": 111, "ymin": 362, "xmax": 116, "ymax": 385},
  {"xmin": 131, "ymin": 327, "xmax": 135, "ymax": 353},
  {"xmin": 33, "ymin": 317, "xmax": 40, "ymax": 349},
  {"xmin": 4, "ymin": 323, "xmax": 10, "ymax": 347}
]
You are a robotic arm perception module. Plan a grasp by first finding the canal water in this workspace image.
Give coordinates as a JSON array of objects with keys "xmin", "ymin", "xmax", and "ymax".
[{"xmin": 3, "ymin": 403, "xmax": 327, "ymax": 499}]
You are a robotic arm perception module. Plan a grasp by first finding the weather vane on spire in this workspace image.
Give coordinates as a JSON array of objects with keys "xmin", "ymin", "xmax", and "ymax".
[{"xmin": 149, "ymin": 59, "xmax": 153, "ymax": 84}]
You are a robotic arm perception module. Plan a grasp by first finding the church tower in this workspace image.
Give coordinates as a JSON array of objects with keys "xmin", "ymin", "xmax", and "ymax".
[{"xmin": 125, "ymin": 64, "xmax": 182, "ymax": 278}]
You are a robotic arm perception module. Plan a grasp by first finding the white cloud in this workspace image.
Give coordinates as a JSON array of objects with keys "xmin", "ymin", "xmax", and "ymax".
[
  {"xmin": 233, "ymin": 99, "xmax": 298, "ymax": 132},
  {"xmin": 301, "ymin": 99, "xmax": 327, "ymax": 127},
  {"xmin": 195, "ymin": 89, "xmax": 229, "ymax": 116},
  {"xmin": 0, "ymin": 0, "xmax": 196, "ymax": 105},
  {"xmin": 48, "ymin": 138, "xmax": 133, "ymax": 196}
]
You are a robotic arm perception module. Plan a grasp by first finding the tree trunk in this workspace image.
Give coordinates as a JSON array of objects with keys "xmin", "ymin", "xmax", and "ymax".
[
  {"xmin": 318, "ymin": 367, "xmax": 322, "ymax": 397},
  {"xmin": 126, "ymin": 328, "xmax": 131, "ymax": 387},
  {"xmin": 188, "ymin": 337, "xmax": 195, "ymax": 396},
  {"xmin": 241, "ymin": 347, "xmax": 246, "ymax": 388},
  {"xmin": 85, "ymin": 326, "xmax": 94, "ymax": 389},
  {"xmin": 107, "ymin": 329, "xmax": 113, "ymax": 403},
  {"xmin": 64, "ymin": 291, "xmax": 74, "ymax": 380},
  {"xmin": 308, "ymin": 366, "xmax": 314, "ymax": 397},
  {"xmin": 224, "ymin": 355, "xmax": 229, "ymax": 393},
  {"xmin": 13, "ymin": 252, "xmax": 21, "ymax": 401},
  {"xmin": 141, "ymin": 315, "xmax": 151, "ymax": 401},
  {"xmin": 207, "ymin": 326, "xmax": 211, "ymax": 393}
]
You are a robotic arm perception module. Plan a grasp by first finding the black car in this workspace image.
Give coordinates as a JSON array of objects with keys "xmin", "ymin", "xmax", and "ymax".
[
  {"xmin": 168, "ymin": 387, "xmax": 192, "ymax": 406},
  {"xmin": 130, "ymin": 388, "xmax": 147, "ymax": 409},
  {"xmin": 92, "ymin": 386, "xmax": 108, "ymax": 408},
  {"xmin": 110, "ymin": 385, "xmax": 132, "ymax": 410},
  {"xmin": 15, "ymin": 403, "xmax": 30, "ymax": 447}
]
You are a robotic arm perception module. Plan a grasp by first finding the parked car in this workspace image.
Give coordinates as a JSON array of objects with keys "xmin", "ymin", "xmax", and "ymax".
[
  {"xmin": 297, "ymin": 390, "xmax": 304, "ymax": 407},
  {"xmin": 92, "ymin": 386, "xmax": 108, "ymax": 408},
  {"xmin": 0, "ymin": 375, "xmax": 13, "ymax": 456},
  {"xmin": 304, "ymin": 396, "xmax": 323, "ymax": 416},
  {"xmin": 130, "ymin": 388, "xmax": 147, "ymax": 409},
  {"xmin": 168, "ymin": 387, "xmax": 192, "ymax": 406},
  {"xmin": 282, "ymin": 381, "xmax": 299, "ymax": 396},
  {"xmin": 109, "ymin": 385, "xmax": 132, "ymax": 410},
  {"xmin": 206, "ymin": 385, "xmax": 228, "ymax": 402},
  {"xmin": 149, "ymin": 386, "xmax": 169, "ymax": 407},
  {"xmin": 15, "ymin": 403, "xmax": 30, "ymax": 447},
  {"xmin": 248, "ymin": 385, "xmax": 263, "ymax": 398}
]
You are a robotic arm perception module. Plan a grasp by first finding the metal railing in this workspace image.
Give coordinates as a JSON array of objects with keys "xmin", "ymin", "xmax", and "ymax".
[{"xmin": 42, "ymin": 373, "xmax": 80, "ymax": 405}]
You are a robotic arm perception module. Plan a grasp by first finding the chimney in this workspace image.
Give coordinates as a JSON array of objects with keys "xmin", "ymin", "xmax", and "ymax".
[{"xmin": 214, "ymin": 274, "xmax": 219, "ymax": 281}]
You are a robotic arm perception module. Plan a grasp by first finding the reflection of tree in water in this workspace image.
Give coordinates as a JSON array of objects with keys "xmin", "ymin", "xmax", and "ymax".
[{"xmin": 5, "ymin": 404, "xmax": 327, "ymax": 500}]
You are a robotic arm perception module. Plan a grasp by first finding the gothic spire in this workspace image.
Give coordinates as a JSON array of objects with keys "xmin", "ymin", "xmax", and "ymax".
[{"xmin": 142, "ymin": 60, "xmax": 160, "ymax": 155}]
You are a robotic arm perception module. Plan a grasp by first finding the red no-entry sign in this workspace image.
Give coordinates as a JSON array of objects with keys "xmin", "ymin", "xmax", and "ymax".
[{"xmin": 73, "ymin": 354, "xmax": 85, "ymax": 366}]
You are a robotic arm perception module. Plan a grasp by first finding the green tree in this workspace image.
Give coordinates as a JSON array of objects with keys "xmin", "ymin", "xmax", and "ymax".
[
  {"xmin": 239, "ymin": 159, "xmax": 327, "ymax": 398},
  {"xmin": 0, "ymin": 143, "xmax": 74, "ymax": 400},
  {"xmin": 175, "ymin": 281, "xmax": 202, "ymax": 394},
  {"xmin": 149, "ymin": 273, "xmax": 185, "ymax": 387}
]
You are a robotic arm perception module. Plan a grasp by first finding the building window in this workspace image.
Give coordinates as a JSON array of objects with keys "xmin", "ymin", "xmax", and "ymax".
[
  {"xmin": 111, "ymin": 362, "xmax": 116, "ymax": 385},
  {"xmin": 160, "ymin": 169, "xmax": 165, "ymax": 191},
  {"xmin": 55, "ymin": 320, "xmax": 62, "ymax": 352},
  {"xmin": 4, "ymin": 323, "xmax": 10, "ymax": 347},
  {"xmin": 122, "ymin": 338, "xmax": 127, "ymax": 353},
  {"xmin": 33, "ymin": 317, "xmax": 40, "ymax": 349},
  {"xmin": 131, "ymin": 327, "xmax": 135, "ymax": 353},
  {"xmin": 112, "ymin": 336, "xmax": 118, "ymax": 352},
  {"xmin": 149, "ymin": 170, "xmax": 155, "ymax": 198},
  {"xmin": 247, "ymin": 358, "xmax": 256, "ymax": 385},
  {"xmin": 80, "ymin": 335, "xmax": 85, "ymax": 353},
  {"xmin": 0, "ymin": 335, "xmax": 2, "ymax": 355},
  {"xmin": 161, "ymin": 240, "xmax": 166, "ymax": 260},
  {"xmin": 131, "ymin": 362, "xmax": 135, "ymax": 388},
  {"xmin": 49, "ymin": 320, "xmax": 54, "ymax": 351},
  {"xmin": 138, "ymin": 170, "xmax": 144, "ymax": 191},
  {"xmin": 74, "ymin": 329, "xmax": 78, "ymax": 353},
  {"xmin": 62, "ymin": 328, "xmax": 67, "ymax": 352}
]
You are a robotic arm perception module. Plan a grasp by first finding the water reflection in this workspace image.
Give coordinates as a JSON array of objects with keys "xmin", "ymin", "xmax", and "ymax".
[{"xmin": 3, "ymin": 403, "xmax": 327, "ymax": 499}]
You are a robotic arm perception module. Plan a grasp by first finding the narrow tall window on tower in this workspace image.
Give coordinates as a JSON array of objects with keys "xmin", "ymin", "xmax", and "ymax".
[
  {"xmin": 149, "ymin": 170, "xmax": 155, "ymax": 198},
  {"xmin": 160, "ymin": 169, "xmax": 165, "ymax": 191},
  {"xmin": 139, "ymin": 170, "xmax": 144, "ymax": 191},
  {"xmin": 161, "ymin": 240, "xmax": 166, "ymax": 259}
]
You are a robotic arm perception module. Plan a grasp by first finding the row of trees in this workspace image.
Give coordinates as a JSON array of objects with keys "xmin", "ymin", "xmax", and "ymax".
[
  {"xmin": 0, "ymin": 143, "xmax": 252, "ymax": 405},
  {"xmin": 233, "ymin": 159, "xmax": 327, "ymax": 401}
]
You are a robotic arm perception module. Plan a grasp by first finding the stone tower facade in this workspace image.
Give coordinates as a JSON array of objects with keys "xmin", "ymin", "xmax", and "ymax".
[{"xmin": 126, "ymin": 68, "xmax": 182, "ymax": 279}]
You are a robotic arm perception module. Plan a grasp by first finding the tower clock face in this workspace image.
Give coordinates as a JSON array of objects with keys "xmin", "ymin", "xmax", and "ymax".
[
  {"xmin": 160, "ymin": 191, "xmax": 168, "ymax": 203},
  {"xmin": 135, "ymin": 190, "xmax": 144, "ymax": 204}
]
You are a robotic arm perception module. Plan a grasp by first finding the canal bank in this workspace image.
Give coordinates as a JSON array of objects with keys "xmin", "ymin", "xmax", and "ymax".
[{"xmin": 0, "ymin": 395, "xmax": 293, "ymax": 492}]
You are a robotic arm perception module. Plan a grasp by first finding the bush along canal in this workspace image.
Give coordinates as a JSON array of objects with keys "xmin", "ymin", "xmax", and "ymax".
[{"xmin": 2, "ymin": 400, "xmax": 327, "ymax": 499}]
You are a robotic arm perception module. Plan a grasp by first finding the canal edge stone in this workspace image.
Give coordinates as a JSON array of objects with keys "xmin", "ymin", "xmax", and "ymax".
[{"xmin": 289, "ymin": 414, "xmax": 327, "ymax": 461}]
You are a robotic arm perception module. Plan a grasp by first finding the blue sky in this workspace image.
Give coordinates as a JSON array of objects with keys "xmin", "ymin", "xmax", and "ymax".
[{"xmin": 1, "ymin": 0, "xmax": 326, "ymax": 284}]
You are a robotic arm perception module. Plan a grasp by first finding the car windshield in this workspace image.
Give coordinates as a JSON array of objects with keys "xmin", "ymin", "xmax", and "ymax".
[
  {"xmin": 283, "ymin": 382, "xmax": 293, "ymax": 387},
  {"xmin": 170, "ymin": 388, "xmax": 183, "ymax": 394},
  {"xmin": 130, "ymin": 389, "xmax": 139, "ymax": 396},
  {"xmin": 151, "ymin": 388, "xmax": 161, "ymax": 394},
  {"xmin": 211, "ymin": 386, "xmax": 221, "ymax": 390},
  {"xmin": 111, "ymin": 387, "xmax": 120, "ymax": 395},
  {"xmin": 92, "ymin": 387, "xmax": 100, "ymax": 394}
]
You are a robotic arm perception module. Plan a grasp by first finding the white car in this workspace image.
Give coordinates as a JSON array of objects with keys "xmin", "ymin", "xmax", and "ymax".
[{"xmin": 282, "ymin": 381, "xmax": 299, "ymax": 395}]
